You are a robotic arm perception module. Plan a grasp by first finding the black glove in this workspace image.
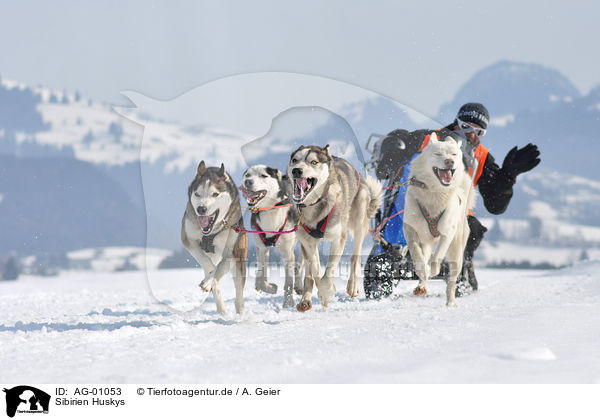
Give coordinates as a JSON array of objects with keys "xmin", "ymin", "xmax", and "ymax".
[{"xmin": 502, "ymin": 143, "xmax": 541, "ymax": 179}]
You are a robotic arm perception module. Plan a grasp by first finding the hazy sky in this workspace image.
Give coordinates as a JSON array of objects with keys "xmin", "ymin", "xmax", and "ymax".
[{"xmin": 1, "ymin": 0, "xmax": 598, "ymax": 122}]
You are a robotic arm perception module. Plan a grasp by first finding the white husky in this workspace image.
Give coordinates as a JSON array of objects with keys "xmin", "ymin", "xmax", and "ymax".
[{"xmin": 403, "ymin": 133, "xmax": 475, "ymax": 306}]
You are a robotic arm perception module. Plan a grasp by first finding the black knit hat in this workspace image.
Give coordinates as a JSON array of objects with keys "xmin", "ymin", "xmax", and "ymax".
[{"xmin": 457, "ymin": 103, "xmax": 489, "ymax": 130}]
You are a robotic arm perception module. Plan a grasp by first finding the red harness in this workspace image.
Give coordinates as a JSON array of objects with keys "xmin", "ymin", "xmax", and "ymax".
[
  {"xmin": 251, "ymin": 212, "xmax": 289, "ymax": 247},
  {"xmin": 301, "ymin": 204, "xmax": 336, "ymax": 239}
]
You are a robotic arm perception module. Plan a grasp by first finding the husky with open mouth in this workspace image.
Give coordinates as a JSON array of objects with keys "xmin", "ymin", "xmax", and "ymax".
[
  {"xmin": 403, "ymin": 132, "xmax": 475, "ymax": 306},
  {"xmin": 240, "ymin": 164, "xmax": 304, "ymax": 308},
  {"xmin": 181, "ymin": 161, "xmax": 248, "ymax": 315},
  {"xmin": 287, "ymin": 145, "xmax": 382, "ymax": 312}
]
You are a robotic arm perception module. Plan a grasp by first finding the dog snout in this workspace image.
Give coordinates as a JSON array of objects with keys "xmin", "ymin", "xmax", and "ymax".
[
  {"xmin": 197, "ymin": 205, "xmax": 207, "ymax": 215},
  {"xmin": 444, "ymin": 158, "xmax": 454, "ymax": 168},
  {"xmin": 291, "ymin": 168, "xmax": 303, "ymax": 178},
  {"xmin": 244, "ymin": 179, "xmax": 253, "ymax": 188}
]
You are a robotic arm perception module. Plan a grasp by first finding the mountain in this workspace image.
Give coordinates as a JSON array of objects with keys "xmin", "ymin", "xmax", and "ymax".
[
  {"xmin": 437, "ymin": 60, "xmax": 581, "ymax": 122},
  {"xmin": 483, "ymin": 86, "xmax": 600, "ymax": 179},
  {"xmin": 0, "ymin": 155, "xmax": 145, "ymax": 254},
  {"xmin": 2, "ymin": 65, "xmax": 600, "ymax": 258},
  {"xmin": 339, "ymin": 95, "xmax": 422, "ymax": 142}
]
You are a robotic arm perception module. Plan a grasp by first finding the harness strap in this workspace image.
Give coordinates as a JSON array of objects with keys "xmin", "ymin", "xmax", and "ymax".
[
  {"xmin": 251, "ymin": 212, "xmax": 289, "ymax": 247},
  {"xmin": 417, "ymin": 201, "xmax": 445, "ymax": 238},
  {"xmin": 199, "ymin": 234, "xmax": 215, "ymax": 253},
  {"xmin": 248, "ymin": 202, "xmax": 292, "ymax": 213},
  {"xmin": 409, "ymin": 177, "xmax": 427, "ymax": 189},
  {"xmin": 302, "ymin": 204, "xmax": 336, "ymax": 239}
]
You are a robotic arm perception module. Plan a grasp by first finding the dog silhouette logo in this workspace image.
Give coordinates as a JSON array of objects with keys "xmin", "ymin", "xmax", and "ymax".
[{"xmin": 3, "ymin": 386, "xmax": 50, "ymax": 417}]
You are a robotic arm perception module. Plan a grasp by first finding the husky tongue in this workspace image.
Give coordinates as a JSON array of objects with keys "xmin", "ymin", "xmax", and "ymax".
[
  {"xmin": 199, "ymin": 215, "xmax": 212, "ymax": 228},
  {"xmin": 295, "ymin": 177, "xmax": 308, "ymax": 196},
  {"xmin": 438, "ymin": 169, "xmax": 453, "ymax": 184},
  {"xmin": 239, "ymin": 186, "xmax": 260, "ymax": 201}
]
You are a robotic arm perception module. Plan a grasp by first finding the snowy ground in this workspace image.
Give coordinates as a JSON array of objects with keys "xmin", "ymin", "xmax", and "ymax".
[{"xmin": 1, "ymin": 262, "xmax": 599, "ymax": 384}]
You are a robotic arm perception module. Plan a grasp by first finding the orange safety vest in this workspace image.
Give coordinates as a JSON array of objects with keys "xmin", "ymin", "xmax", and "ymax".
[{"xmin": 419, "ymin": 132, "xmax": 489, "ymax": 216}]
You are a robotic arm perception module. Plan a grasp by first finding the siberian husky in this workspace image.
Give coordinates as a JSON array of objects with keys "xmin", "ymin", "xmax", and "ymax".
[
  {"xmin": 403, "ymin": 133, "xmax": 475, "ymax": 306},
  {"xmin": 181, "ymin": 161, "xmax": 248, "ymax": 315},
  {"xmin": 239, "ymin": 164, "xmax": 304, "ymax": 308},
  {"xmin": 287, "ymin": 145, "xmax": 382, "ymax": 312}
]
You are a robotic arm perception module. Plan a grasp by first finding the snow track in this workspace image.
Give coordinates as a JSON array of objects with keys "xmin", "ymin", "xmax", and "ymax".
[{"xmin": 1, "ymin": 262, "xmax": 599, "ymax": 383}]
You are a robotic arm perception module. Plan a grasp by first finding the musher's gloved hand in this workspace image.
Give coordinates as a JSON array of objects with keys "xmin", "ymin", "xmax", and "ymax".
[{"xmin": 502, "ymin": 143, "xmax": 541, "ymax": 179}]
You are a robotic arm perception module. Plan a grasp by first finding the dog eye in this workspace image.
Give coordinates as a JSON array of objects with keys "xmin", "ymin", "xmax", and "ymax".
[
  {"xmin": 194, "ymin": 192, "xmax": 200, "ymax": 197},
  {"xmin": 311, "ymin": 160, "xmax": 318, "ymax": 165},
  {"xmin": 291, "ymin": 158, "xmax": 298, "ymax": 163},
  {"xmin": 212, "ymin": 192, "xmax": 219, "ymax": 197},
  {"xmin": 260, "ymin": 174, "xmax": 268, "ymax": 178}
]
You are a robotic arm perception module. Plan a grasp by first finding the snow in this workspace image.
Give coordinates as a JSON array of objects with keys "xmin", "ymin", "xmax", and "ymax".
[
  {"xmin": 476, "ymin": 241, "xmax": 599, "ymax": 266},
  {"xmin": 2, "ymin": 262, "xmax": 600, "ymax": 383}
]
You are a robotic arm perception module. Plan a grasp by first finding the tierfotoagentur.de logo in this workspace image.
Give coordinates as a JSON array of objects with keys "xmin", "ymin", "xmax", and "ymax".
[{"xmin": 3, "ymin": 386, "xmax": 50, "ymax": 418}]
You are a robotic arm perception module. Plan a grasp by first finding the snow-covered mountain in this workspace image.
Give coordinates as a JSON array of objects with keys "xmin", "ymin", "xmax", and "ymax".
[{"xmin": 437, "ymin": 60, "xmax": 581, "ymax": 122}]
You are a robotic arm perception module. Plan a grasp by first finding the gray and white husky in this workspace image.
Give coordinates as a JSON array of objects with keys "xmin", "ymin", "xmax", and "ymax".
[
  {"xmin": 181, "ymin": 161, "xmax": 248, "ymax": 315},
  {"xmin": 403, "ymin": 133, "xmax": 475, "ymax": 306},
  {"xmin": 239, "ymin": 164, "xmax": 304, "ymax": 308},
  {"xmin": 287, "ymin": 145, "xmax": 382, "ymax": 312}
]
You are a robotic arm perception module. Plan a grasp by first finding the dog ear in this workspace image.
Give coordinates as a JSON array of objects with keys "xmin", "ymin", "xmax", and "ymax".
[
  {"xmin": 429, "ymin": 132, "xmax": 438, "ymax": 144},
  {"xmin": 197, "ymin": 161, "xmax": 206, "ymax": 175},
  {"xmin": 265, "ymin": 166, "xmax": 281, "ymax": 180},
  {"xmin": 323, "ymin": 144, "xmax": 331, "ymax": 156},
  {"xmin": 219, "ymin": 163, "xmax": 225, "ymax": 176}
]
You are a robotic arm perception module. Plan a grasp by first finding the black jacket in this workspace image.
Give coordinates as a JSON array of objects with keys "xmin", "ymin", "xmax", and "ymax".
[{"xmin": 375, "ymin": 127, "xmax": 516, "ymax": 215}]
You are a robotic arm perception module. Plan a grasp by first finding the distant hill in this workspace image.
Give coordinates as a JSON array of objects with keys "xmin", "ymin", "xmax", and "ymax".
[
  {"xmin": 1, "ymin": 64, "xmax": 600, "ymax": 255},
  {"xmin": 0, "ymin": 155, "xmax": 145, "ymax": 253},
  {"xmin": 437, "ymin": 60, "xmax": 581, "ymax": 122}
]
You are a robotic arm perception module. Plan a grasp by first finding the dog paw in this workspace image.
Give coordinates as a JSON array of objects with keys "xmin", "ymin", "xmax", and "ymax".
[
  {"xmin": 318, "ymin": 277, "xmax": 336, "ymax": 301},
  {"xmin": 346, "ymin": 282, "xmax": 359, "ymax": 298},
  {"xmin": 446, "ymin": 300, "xmax": 457, "ymax": 308},
  {"xmin": 256, "ymin": 281, "xmax": 278, "ymax": 294},
  {"xmin": 297, "ymin": 300, "xmax": 312, "ymax": 312},
  {"xmin": 413, "ymin": 286, "xmax": 427, "ymax": 296},
  {"xmin": 294, "ymin": 286, "xmax": 304, "ymax": 295},
  {"xmin": 199, "ymin": 278, "xmax": 216, "ymax": 292}
]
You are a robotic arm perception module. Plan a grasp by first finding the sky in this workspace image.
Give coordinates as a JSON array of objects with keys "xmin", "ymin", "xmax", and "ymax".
[{"xmin": 1, "ymin": 0, "xmax": 599, "ymax": 124}]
